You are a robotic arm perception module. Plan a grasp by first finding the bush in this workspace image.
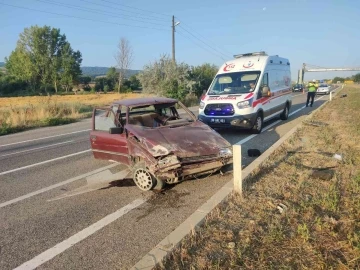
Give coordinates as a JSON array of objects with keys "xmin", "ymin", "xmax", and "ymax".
[
  {"xmin": 58, "ymin": 92, "xmax": 75, "ymax": 96},
  {"xmin": 0, "ymin": 75, "xmax": 28, "ymax": 96},
  {"xmin": 83, "ymin": 85, "xmax": 91, "ymax": 91},
  {"xmin": 43, "ymin": 117, "xmax": 75, "ymax": 126},
  {"xmin": 120, "ymin": 85, "xmax": 132, "ymax": 93},
  {"xmin": 78, "ymin": 105, "xmax": 93, "ymax": 114},
  {"xmin": 182, "ymin": 93, "xmax": 199, "ymax": 107}
]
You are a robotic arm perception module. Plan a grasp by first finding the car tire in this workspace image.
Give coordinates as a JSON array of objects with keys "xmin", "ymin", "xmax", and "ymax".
[
  {"xmin": 252, "ymin": 113, "xmax": 263, "ymax": 134},
  {"xmin": 153, "ymin": 177, "xmax": 165, "ymax": 190},
  {"xmin": 280, "ymin": 104, "xmax": 289, "ymax": 120},
  {"xmin": 132, "ymin": 162, "xmax": 162, "ymax": 191}
]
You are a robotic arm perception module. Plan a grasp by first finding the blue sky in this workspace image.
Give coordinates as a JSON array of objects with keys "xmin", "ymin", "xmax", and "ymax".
[{"xmin": 1, "ymin": 0, "xmax": 359, "ymax": 81}]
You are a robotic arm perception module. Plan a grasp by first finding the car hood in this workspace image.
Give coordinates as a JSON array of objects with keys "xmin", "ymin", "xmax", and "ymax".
[{"xmin": 126, "ymin": 121, "xmax": 231, "ymax": 158}]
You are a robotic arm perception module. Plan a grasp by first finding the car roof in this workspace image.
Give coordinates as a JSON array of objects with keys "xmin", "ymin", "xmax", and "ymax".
[{"xmin": 112, "ymin": 97, "xmax": 178, "ymax": 107}]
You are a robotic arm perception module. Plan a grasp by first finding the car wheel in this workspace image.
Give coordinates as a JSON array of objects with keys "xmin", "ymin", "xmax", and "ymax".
[
  {"xmin": 153, "ymin": 177, "xmax": 165, "ymax": 190},
  {"xmin": 280, "ymin": 104, "xmax": 289, "ymax": 120},
  {"xmin": 252, "ymin": 113, "xmax": 263, "ymax": 134},
  {"xmin": 132, "ymin": 162, "xmax": 159, "ymax": 191}
]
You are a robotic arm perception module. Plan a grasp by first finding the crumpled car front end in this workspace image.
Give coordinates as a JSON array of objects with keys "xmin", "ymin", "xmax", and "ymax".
[
  {"xmin": 127, "ymin": 122, "xmax": 233, "ymax": 183},
  {"xmin": 153, "ymin": 148, "xmax": 232, "ymax": 182}
]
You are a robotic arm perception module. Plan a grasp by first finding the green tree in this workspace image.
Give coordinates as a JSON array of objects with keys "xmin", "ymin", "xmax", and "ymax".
[
  {"xmin": 95, "ymin": 77, "xmax": 107, "ymax": 91},
  {"xmin": 5, "ymin": 48, "xmax": 37, "ymax": 92},
  {"xmin": 79, "ymin": 76, "xmax": 92, "ymax": 85},
  {"xmin": 353, "ymin": 73, "xmax": 360, "ymax": 83},
  {"xmin": 60, "ymin": 42, "xmax": 82, "ymax": 92},
  {"xmin": 5, "ymin": 25, "xmax": 82, "ymax": 93},
  {"xmin": 106, "ymin": 67, "xmax": 118, "ymax": 91},
  {"xmin": 188, "ymin": 63, "xmax": 218, "ymax": 97},
  {"xmin": 332, "ymin": 77, "xmax": 345, "ymax": 83},
  {"xmin": 128, "ymin": 74, "xmax": 141, "ymax": 90},
  {"xmin": 138, "ymin": 54, "xmax": 190, "ymax": 100}
]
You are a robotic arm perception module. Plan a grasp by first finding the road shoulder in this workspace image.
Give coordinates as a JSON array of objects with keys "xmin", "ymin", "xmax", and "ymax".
[{"xmin": 132, "ymin": 86, "xmax": 354, "ymax": 269}]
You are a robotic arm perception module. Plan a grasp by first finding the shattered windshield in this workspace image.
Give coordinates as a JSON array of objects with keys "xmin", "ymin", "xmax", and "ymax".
[{"xmin": 207, "ymin": 71, "xmax": 261, "ymax": 95}]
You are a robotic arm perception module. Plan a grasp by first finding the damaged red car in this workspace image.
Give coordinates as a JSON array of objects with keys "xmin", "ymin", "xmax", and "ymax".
[{"xmin": 90, "ymin": 97, "xmax": 233, "ymax": 191}]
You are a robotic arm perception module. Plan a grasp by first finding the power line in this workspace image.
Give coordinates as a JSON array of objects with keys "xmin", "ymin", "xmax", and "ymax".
[
  {"xmin": 0, "ymin": 2, "xmax": 170, "ymax": 31},
  {"xmin": 176, "ymin": 29, "xmax": 227, "ymax": 62},
  {"xmin": 100, "ymin": 0, "xmax": 169, "ymax": 18},
  {"xmin": 176, "ymin": 17, "xmax": 235, "ymax": 57},
  {"xmin": 177, "ymin": 25, "xmax": 231, "ymax": 59},
  {"xmin": 78, "ymin": 0, "xmax": 168, "ymax": 21},
  {"xmin": 34, "ymin": 0, "xmax": 168, "ymax": 26}
]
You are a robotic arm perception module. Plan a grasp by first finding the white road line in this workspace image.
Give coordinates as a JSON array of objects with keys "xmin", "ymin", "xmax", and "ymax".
[
  {"xmin": 0, "ymin": 140, "xmax": 74, "ymax": 158},
  {"xmin": 0, "ymin": 163, "xmax": 119, "ymax": 208},
  {"xmin": 0, "ymin": 149, "xmax": 92, "ymax": 176},
  {"xmin": 13, "ymin": 198, "xmax": 147, "ymax": 270},
  {"xmin": 0, "ymin": 129, "xmax": 91, "ymax": 148},
  {"xmin": 235, "ymin": 95, "xmax": 326, "ymax": 145}
]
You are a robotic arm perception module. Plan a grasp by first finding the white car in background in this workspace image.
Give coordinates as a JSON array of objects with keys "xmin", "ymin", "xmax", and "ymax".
[{"xmin": 316, "ymin": 84, "xmax": 331, "ymax": 95}]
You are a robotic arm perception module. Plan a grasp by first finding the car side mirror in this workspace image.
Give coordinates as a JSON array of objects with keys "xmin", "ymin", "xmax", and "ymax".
[{"xmin": 109, "ymin": 127, "xmax": 124, "ymax": 134}]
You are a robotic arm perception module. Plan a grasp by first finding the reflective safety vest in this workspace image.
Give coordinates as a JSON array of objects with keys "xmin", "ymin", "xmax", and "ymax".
[{"xmin": 308, "ymin": 83, "xmax": 318, "ymax": 92}]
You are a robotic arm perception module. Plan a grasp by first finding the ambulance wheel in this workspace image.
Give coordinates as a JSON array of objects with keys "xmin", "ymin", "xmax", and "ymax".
[
  {"xmin": 280, "ymin": 104, "xmax": 289, "ymax": 120},
  {"xmin": 252, "ymin": 113, "xmax": 263, "ymax": 134}
]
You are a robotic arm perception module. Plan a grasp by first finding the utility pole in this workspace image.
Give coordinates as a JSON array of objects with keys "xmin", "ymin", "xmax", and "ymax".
[{"xmin": 172, "ymin": 15, "xmax": 175, "ymax": 63}]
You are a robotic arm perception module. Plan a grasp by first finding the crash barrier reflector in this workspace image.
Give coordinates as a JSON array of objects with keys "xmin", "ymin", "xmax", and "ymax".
[{"xmin": 233, "ymin": 144, "xmax": 242, "ymax": 194}]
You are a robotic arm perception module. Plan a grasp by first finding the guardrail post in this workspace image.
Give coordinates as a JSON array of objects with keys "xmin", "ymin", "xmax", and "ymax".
[{"xmin": 233, "ymin": 144, "xmax": 242, "ymax": 194}]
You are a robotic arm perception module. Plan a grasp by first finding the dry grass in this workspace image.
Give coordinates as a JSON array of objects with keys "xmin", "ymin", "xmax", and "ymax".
[
  {"xmin": 157, "ymin": 85, "xmax": 360, "ymax": 270},
  {"xmin": 0, "ymin": 92, "xmax": 145, "ymax": 108},
  {"xmin": 0, "ymin": 92, "xmax": 149, "ymax": 135}
]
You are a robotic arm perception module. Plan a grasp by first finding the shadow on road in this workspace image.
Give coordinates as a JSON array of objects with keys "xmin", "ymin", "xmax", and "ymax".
[{"xmin": 99, "ymin": 178, "xmax": 136, "ymax": 189}]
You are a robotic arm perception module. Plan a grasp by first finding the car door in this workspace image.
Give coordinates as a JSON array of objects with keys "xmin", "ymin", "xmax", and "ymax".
[{"xmin": 90, "ymin": 106, "xmax": 130, "ymax": 165}]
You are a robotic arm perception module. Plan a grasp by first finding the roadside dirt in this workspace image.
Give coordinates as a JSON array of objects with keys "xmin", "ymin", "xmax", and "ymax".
[{"xmin": 156, "ymin": 85, "xmax": 360, "ymax": 269}]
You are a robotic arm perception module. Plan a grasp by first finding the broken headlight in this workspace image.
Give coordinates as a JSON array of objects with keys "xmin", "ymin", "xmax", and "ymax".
[
  {"xmin": 219, "ymin": 147, "xmax": 232, "ymax": 157},
  {"xmin": 158, "ymin": 155, "xmax": 179, "ymax": 167}
]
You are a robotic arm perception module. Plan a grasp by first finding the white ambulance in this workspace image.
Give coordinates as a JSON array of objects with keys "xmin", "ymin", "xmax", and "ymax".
[{"xmin": 198, "ymin": 51, "xmax": 292, "ymax": 133}]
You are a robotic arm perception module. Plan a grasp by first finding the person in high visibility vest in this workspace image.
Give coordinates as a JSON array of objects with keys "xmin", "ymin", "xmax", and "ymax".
[{"xmin": 306, "ymin": 79, "xmax": 319, "ymax": 107}]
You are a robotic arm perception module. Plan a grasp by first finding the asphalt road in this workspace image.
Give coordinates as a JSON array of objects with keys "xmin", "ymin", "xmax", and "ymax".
[{"xmin": 0, "ymin": 89, "xmax": 338, "ymax": 270}]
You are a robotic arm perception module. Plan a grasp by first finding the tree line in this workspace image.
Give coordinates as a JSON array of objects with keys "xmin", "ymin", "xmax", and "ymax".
[
  {"xmin": 1, "ymin": 25, "xmax": 218, "ymax": 101},
  {"xmin": 332, "ymin": 75, "xmax": 360, "ymax": 83}
]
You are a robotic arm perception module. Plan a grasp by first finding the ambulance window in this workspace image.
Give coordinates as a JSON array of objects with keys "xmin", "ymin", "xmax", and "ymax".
[{"xmin": 262, "ymin": 73, "xmax": 269, "ymax": 86}]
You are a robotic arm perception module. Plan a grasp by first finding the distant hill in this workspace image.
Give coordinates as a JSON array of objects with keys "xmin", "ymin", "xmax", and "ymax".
[
  {"xmin": 81, "ymin": 66, "xmax": 141, "ymax": 78},
  {"xmin": 0, "ymin": 63, "xmax": 140, "ymax": 78}
]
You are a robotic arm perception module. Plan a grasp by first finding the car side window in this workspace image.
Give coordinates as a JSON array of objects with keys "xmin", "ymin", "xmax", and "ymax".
[
  {"xmin": 94, "ymin": 109, "xmax": 116, "ymax": 131},
  {"xmin": 262, "ymin": 73, "xmax": 269, "ymax": 86},
  {"xmin": 258, "ymin": 73, "xmax": 269, "ymax": 99}
]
